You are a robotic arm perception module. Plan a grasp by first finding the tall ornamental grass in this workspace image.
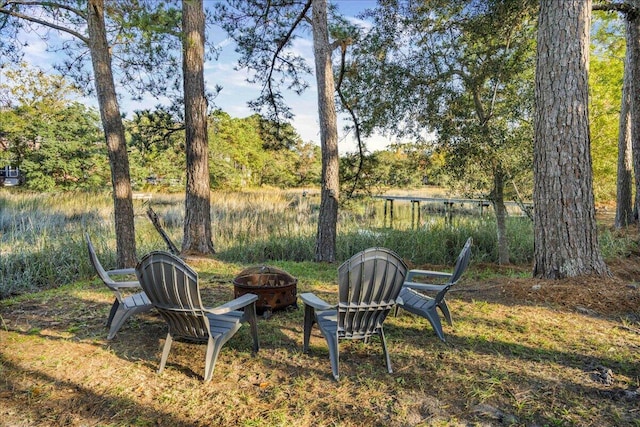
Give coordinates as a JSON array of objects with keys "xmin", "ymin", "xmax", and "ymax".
[{"xmin": 0, "ymin": 189, "xmax": 632, "ymax": 298}]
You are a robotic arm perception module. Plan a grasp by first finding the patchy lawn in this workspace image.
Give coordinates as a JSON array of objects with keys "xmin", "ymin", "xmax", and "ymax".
[{"xmin": 1, "ymin": 257, "xmax": 639, "ymax": 426}]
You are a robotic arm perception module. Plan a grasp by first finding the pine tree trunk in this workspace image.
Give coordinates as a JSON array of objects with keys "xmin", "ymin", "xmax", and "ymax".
[
  {"xmin": 533, "ymin": 0, "xmax": 608, "ymax": 278},
  {"xmin": 312, "ymin": 0, "xmax": 339, "ymax": 263},
  {"xmin": 181, "ymin": 0, "xmax": 215, "ymax": 255},
  {"xmin": 616, "ymin": 17, "xmax": 633, "ymax": 228},
  {"xmin": 87, "ymin": 0, "xmax": 137, "ymax": 268},
  {"xmin": 628, "ymin": 3, "xmax": 640, "ymax": 221}
]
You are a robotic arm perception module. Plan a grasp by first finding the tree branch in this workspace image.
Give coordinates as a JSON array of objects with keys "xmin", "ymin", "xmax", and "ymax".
[
  {"xmin": 0, "ymin": 3, "xmax": 89, "ymax": 44},
  {"xmin": 485, "ymin": 28, "xmax": 514, "ymax": 125},
  {"xmin": 593, "ymin": 1, "xmax": 638, "ymax": 18},
  {"xmin": 265, "ymin": 0, "xmax": 312, "ymax": 120},
  {"xmin": 335, "ymin": 39, "xmax": 366, "ymax": 199},
  {"xmin": 5, "ymin": 0, "xmax": 85, "ymax": 19}
]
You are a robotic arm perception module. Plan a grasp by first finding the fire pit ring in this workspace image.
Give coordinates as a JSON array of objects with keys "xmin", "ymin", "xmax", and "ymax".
[{"xmin": 233, "ymin": 266, "xmax": 298, "ymax": 317}]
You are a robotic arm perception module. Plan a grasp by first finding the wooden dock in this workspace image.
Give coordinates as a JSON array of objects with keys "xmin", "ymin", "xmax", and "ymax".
[{"xmin": 373, "ymin": 195, "xmax": 533, "ymax": 228}]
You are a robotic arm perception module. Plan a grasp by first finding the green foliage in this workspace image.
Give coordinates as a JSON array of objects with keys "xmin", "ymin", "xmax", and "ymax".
[
  {"xmin": 0, "ymin": 62, "xmax": 82, "ymax": 109},
  {"xmin": 253, "ymin": 114, "xmax": 301, "ymax": 151},
  {"xmin": 21, "ymin": 103, "xmax": 106, "ymax": 190},
  {"xmin": 209, "ymin": 110, "xmax": 269, "ymax": 188},
  {"xmin": 126, "ymin": 108, "xmax": 186, "ymax": 189},
  {"xmin": 208, "ymin": 110, "xmax": 321, "ymax": 189},
  {"xmin": 589, "ymin": 13, "xmax": 625, "ymax": 202},
  {"xmin": 343, "ymin": 0, "xmax": 537, "ymax": 200},
  {"xmin": 340, "ymin": 142, "xmax": 437, "ymax": 196},
  {"xmin": 1, "ymin": 60, "xmax": 320, "ymax": 192},
  {"xmin": 0, "ymin": 64, "xmax": 108, "ymax": 190}
]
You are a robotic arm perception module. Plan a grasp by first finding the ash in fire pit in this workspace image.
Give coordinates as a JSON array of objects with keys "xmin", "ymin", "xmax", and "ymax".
[{"xmin": 233, "ymin": 266, "xmax": 298, "ymax": 317}]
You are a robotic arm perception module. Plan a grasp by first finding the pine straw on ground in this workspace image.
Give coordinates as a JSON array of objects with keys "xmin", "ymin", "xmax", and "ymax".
[
  {"xmin": 1, "ymin": 257, "xmax": 639, "ymax": 427},
  {"xmin": 458, "ymin": 257, "xmax": 640, "ymax": 317}
]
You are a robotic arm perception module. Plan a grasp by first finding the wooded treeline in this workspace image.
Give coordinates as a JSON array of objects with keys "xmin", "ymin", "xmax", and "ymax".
[
  {"xmin": 0, "ymin": 76, "xmax": 434, "ymax": 192},
  {"xmin": 0, "ymin": 0, "xmax": 635, "ymax": 279}
]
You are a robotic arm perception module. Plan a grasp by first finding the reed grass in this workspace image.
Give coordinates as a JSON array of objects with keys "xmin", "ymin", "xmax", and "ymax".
[{"xmin": 0, "ymin": 189, "xmax": 631, "ymax": 298}]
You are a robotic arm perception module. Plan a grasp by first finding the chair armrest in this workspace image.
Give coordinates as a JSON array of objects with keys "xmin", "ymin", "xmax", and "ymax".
[
  {"xmin": 403, "ymin": 281, "xmax": 447, "ymax": 292},
  {"xmin": 105, "ymin": 268, "xmax": 140, "ymax": 288},
  {"xmin": 109, "ymin": 280, "xmax": 142, "ymax": 289},
  {"xmin": 300, "ymin": 292, "xmax": 335, "ymax": 311},
  {"xmin": 206, "ymin": 293, "xmax": 259, "ymax": 315},
  {"xmin": 406, "ymin": 269, "xmax": 452, "ymax": 282},
  {"xmin": 106, "ymin": 267, "xmax": 137, "ymax": 276}
]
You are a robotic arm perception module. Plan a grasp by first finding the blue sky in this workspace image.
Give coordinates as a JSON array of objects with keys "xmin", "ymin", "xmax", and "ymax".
[{"xmin": 10, "ymin": 0, "xmax": 392, "ymax": 153}]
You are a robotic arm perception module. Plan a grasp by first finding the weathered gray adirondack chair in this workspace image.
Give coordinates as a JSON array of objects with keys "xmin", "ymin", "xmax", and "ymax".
[
  {"xmin": 85, "ymin": 233, "xmax": 152, "ymax": 339},
  {"xmin": 396, "ymin": 237, "xmax": 472, "ymax": 342},
  {"xmin": 301, "ymin": 247, "xmax": 408, "ymax": 380},
  {"xmin": 135, "ymin": 251, "xmax": 260, "ymax": 382}
]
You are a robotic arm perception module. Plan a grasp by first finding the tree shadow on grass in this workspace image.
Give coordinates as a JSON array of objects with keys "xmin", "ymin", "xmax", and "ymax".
[
  {"xmin": 386, "ymin": 313, "xmax": 640, "ymax": 425},
  {"xmin": 392, "ymin": 310, "xmax": 639, "ymax": 378},
  {"xmin": 7, "ymin": 280, "xmax": 639, "ymax": 426},
  {"xmin": 0, "ymin": 353, "xmax": 198, "ymax": 426},
  {"xmin": 0, "ymin": 288, "xmax": 338, "ymax": 381}
]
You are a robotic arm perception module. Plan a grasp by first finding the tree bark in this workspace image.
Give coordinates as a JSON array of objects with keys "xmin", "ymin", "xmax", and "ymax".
[
  {"xmin": 616, "ymin": 17, "xmax": 634, "ymax": 228},
  {"xmin": 533, "ymin": 0, "xmax": 608, "ymax": 278},
  {"xmin": 312, "ymin": 0, "xmax": 339, "ymax": 263},
  {"xmin": 627, "ymin": 3, "xmax": 640, "ymax": 222},
  {"xmin": 87, "ymin": 0, "xmax": 137, "ymax": 268},
  {"xmin": 181, "ymin": 0, "xmax": 215, "ymax": 255},
  {"xmin": 492, "ymin": 166, "xmax": 510, "ymax": 265}
]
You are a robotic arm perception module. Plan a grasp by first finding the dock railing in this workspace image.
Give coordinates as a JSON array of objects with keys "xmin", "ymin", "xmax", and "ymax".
[{"xmin": 373, "ymin": 195, "xmax": 533, "ymax": 228}]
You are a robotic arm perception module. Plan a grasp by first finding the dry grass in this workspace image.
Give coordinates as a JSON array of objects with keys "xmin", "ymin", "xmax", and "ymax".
[{"xmin": 1, "ymin": 257, "xmax": 640, "ymax": 426}]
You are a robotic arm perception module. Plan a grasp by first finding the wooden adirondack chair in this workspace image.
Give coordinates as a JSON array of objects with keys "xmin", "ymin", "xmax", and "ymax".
[
  {"xmin": 301, "ymin": 247, "xmax": 408, "ymax": 380},
  {"xmin": 396, "ymin": 237, "xmax": 472, "ymax": 342},
  {"xmin": 85, "ymin": 233, "xmax": 152, "ymax": 339},
  {"xmin": 136, "ymin": 251, "xmax": 260, "ymax": 382}
]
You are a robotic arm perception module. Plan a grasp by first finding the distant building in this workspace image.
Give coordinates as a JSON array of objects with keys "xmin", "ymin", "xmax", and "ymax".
[{"xmin": 0, "ymin": 166, "xmax": 22, "ymax": 186}]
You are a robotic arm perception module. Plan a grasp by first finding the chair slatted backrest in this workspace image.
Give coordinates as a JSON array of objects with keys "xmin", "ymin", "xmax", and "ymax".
[
  {"xmin": 449, "ymin": 237, "xmax": 473, "ymax": 284},
  {"xmin": 337, "ymin": 248, "xmax": 408, "ymax": 339},
  {"xmin": 137, "ymin": 251, "xmax": 210, "ymax": 341}
]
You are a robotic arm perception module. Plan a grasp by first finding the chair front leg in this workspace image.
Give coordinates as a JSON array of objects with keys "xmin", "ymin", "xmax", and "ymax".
[
  {"xmin": 302, "ymin": 304, "xmax": 316, "ymax": 353},
  {"xmin": 426, "ymin": 308, "xmax": 447, "ymax": 342},
  {"xmin": 243, "ymin": 302, "xmax": 260, "ymax": 353},
  {"xmin": 437, "ymin": 299, "xmax": 453, "ymax": 326},
  {"xmin": 204, "ymin": 336, "xmax": 226, "ymax": 383},
  {"xmin": 106, "ymin": 299, "xmax": 120, "ymax": 327},
  {"xmin": 326, "ymin": 333, "xmax": 340, "ymax": 381},
  {"xmin": 378, "ymin": 327, "xmax": 393, "ymax": 374},
  {"xmin": 158, "ymin": 333, "xmax": 173, "ymax": 374}
]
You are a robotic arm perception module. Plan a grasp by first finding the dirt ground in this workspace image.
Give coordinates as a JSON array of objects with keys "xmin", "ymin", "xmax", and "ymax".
[{"xmin": 456, "ymin": 257, "xmax": 640, "ymax": 318}]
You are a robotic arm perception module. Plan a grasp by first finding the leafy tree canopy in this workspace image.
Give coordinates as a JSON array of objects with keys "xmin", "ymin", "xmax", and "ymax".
[{"xmin": 343, "ymin": 0, "xmax": 537, "ymax": 200}]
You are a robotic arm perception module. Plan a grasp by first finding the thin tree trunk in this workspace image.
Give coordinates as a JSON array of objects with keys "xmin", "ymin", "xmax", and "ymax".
[
  {"xmin": 87, "ymin": 0, "xmax": 136, "ymax": 268},
  {"xmin": 493, "ymin": 167, "xmax": 510, "ymax": 265},
  {"xmin": 181, "ymin": 0, "xmax": 215, "ymax": 255},
  {"xmin": 312, "ymin": 0, "xmax": 339, "ymax": 263},
  {"xmin": 616, "ymin": 17, "xmax": 633, "ymax": 228},
  {"xmin": 533, "ymin": 0, "xmax": 608, "ymax": 278}
]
